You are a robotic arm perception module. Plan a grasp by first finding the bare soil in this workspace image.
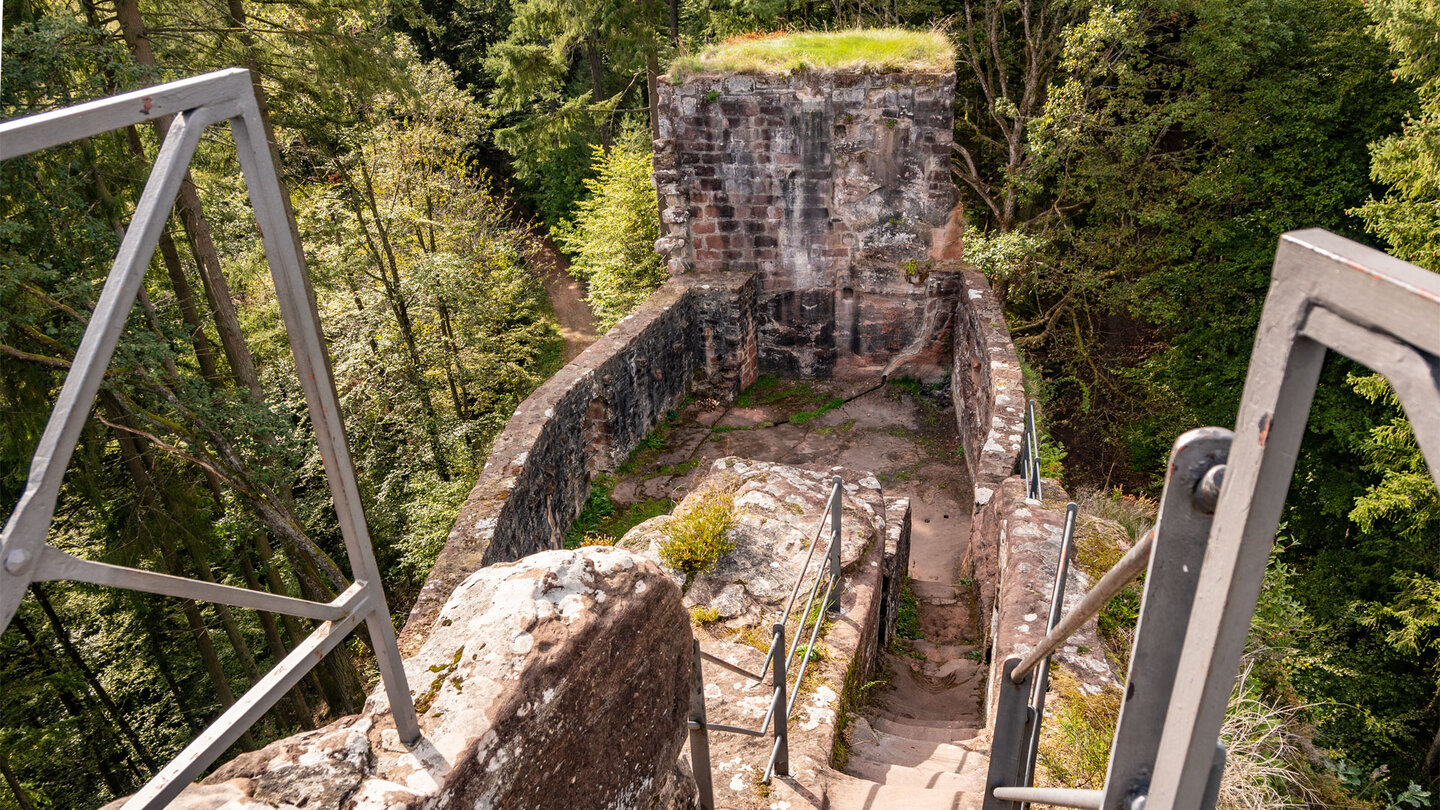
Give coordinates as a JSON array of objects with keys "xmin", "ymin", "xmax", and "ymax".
[{"xmin": 530, "ymin": 237, "xmax": 599, "ymax": 362}]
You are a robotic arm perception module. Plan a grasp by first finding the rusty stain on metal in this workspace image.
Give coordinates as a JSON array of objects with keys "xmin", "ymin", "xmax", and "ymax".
[
  {"xmin": 1257, "ymin": 412, "xmax": 1271, "ymax": 447},
  {"xmin": 140, "ymin": 96, "xmax": 153, "ymax": 115}
]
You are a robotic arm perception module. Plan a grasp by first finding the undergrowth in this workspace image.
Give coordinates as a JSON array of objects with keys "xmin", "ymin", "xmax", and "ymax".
[
  {"xmin": 565, "ymin": 474, "xmax": 673, "ymax": 547},
  {"xmin": 659, "ymin": 487, "xmax": 736, "ymax": 582}
]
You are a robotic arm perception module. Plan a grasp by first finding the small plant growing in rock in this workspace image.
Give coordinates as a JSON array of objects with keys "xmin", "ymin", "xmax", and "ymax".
[
  {"xmin": 659, "ymin": 487, "xmax": 736, "ymax": 580},
  {"xmin": 704, "ymin": 90, "xmax": 720, "ymax": 103},
  {"xmin": 689, "ymin": 606, "xmax": 723, "ymax": 624}
]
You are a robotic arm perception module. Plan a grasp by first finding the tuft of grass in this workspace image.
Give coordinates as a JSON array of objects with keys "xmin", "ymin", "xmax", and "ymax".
[
  {"xmin": 791, "ymin": 395, "xmax": 845, "ymax": 425},
  {"xmin": 566, "ymin": 475, "xmax": 673, "ymax": 547},
  {"xmin": 689, "ymin": 606, "xmax": 723, "ymax": 624},
  {"xmin": 671, "ymin": 29, "xmax": 955, "ymax": 77},
  {"xmin": 1036, "ymin": 670, "xmax": 1124, "ymax": 790},
  {"xmin": 659, "ymin": 488, "xmax": 737, "ymax": 581}
]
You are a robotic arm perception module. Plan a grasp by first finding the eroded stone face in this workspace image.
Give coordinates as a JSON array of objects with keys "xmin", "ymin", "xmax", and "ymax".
[
  {"xmin": 619, "ymin": 456, "xmax": 884, "ymax": 628},
  {"xmin": 130, "ymin": 548, "xmax": 693, "ymax": 810}
]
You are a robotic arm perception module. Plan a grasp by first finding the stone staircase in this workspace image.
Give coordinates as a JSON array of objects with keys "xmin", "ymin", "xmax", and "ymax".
[{"xmin": 831, "ymin": 577, "xmax": 989, "ymax": 809}]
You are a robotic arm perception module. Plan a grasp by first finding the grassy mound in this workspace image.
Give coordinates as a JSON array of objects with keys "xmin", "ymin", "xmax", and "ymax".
[{"xmin": 671, "ymin": 28, "xmax": 954, "ymax": 77}]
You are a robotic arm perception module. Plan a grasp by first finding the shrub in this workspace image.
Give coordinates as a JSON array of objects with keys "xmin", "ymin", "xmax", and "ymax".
[
  {"xmin": 660, "ymin": 488, "xmax": 736, "ymax": 580},
  {"xmin": 551, "ymin": 133, "xmax": 666, "ymax": 329}
]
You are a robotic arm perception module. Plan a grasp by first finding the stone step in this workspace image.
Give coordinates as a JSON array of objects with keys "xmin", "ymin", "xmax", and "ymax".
[
  {"xmin": 910, "ymin": 580, "xmax": 965, "ymax": 603},
  {"xmin": 873, "ymin": 710, "xmax": 981, "ymax": 732},
  {"xmin": 826, "ymin": 775, "xmax": 981, "ymax": 810},
  {"xmin": 872, "ymin": 715, "xmax": 983, "ymax": 744},
  {"xmin": 849, "ymin": 731, "xmax": 987, "ymax": 772},
  {"xmin": 846, "ymin": 757, "xmax": 990, "ymax": 793},
  {"xmin": 899, "ymin": 639, "xmax": 980, "ymax": 660}
]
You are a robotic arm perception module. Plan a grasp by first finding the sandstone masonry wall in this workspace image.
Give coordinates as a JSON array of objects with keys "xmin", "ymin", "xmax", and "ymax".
[
  {"xmin": 402, "ymin": 272, "xmax": 757, "ymax": 653},
  {"xmin": 654, "ymin": 70, "xmax": 965, "ymax": 380},
  {"xmin": 952, "ymin": 268, "xmax": 1026, "ymax": 497}
]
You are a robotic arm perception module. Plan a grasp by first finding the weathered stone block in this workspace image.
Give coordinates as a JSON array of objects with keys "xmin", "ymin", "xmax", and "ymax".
[{"xmin": 111, "ymin": 549, "xmax": 693, "ymax": 810}]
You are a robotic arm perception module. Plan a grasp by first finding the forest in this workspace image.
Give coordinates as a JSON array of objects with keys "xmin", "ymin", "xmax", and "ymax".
[{"xmin": 0, "ymin": 0, "xmax": 1437, "ymax": 807}]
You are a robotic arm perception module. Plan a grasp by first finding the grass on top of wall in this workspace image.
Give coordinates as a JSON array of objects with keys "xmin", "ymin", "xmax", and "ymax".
[{"xmin": 671, "ymin": 28, "xmax": 955, "ymax": 78}]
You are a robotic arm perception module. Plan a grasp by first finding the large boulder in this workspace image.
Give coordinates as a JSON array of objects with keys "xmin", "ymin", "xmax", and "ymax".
[
  {"xmin": 619, "ymin": 457, "xmax": 885, "ymax": 628},
  {"xmin": 115, "ymin": 547, "xmax": 694, "ymax": 810}
]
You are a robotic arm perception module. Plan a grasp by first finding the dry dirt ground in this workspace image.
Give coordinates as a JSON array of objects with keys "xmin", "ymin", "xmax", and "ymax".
[{"xmin": 530, "ymin": 237, "xmax": 599, "ymax": 362}]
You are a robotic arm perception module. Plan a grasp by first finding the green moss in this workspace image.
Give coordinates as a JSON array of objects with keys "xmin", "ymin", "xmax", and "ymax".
[
  {"xmin": 566, "ymin": 474, "xmax": 673, "ymax": 547},
  {"xmin": 671, "ymin": 29, "xmax": 955, "ymax": 78},
  {"xmin": 790, "ymin": 395, "xmax": 845, "ymax": 425}
]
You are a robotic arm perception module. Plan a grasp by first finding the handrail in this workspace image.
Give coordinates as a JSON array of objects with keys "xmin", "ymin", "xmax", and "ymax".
[
  {"xmin": 686, "ymin": 476, "xmax": 845, "ymax": 810},
  {"xmin": 985, "ymin": 428, "xmax": 1231, "ymax": 810},
  {"xmin": 1020, "ymin": 400, "xmax": 1042, "ymax": 500},
  {"xmin": 1019, "ymin": 502, "xmax": 1079, "ymax": 810},
  {"xmin": 1011, "ymin": 528, "xmax": 1153, "ymax": 684}
]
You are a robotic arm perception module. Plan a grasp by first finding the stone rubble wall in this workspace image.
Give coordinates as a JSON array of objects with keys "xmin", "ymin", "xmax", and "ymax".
[
  {"xmin": 654, "ymin": 70, "xmax": 965, "ymax": 380},
  {"xmin": 402, "ymin": 272, "xmax": 757, "ymax": 654},
  {"xmin": 951, "ymin": 267, "xmax": 1026, "ymax": 498},
  {"xmin": 944, "ymin": 266, "xmax": 1114, "ymax": 726}
]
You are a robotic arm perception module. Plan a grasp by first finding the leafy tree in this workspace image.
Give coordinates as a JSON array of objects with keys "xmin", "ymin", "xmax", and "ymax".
[{"xmin": 552, "ymin": 136, "xmax": 666, "ymax": 328}]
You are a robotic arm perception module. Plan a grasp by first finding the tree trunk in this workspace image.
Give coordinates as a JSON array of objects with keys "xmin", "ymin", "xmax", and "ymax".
[
  {"xmin": 352, "ymin": 158, "xmax": 451, "ymax": 481},
  {"xmin": 31, "ymin": 586, "xmax": 160, "ymax": 771},
  {"xmin": 586, "ymin": 32, "xmax": 611, "ymax": 151},
  {"xmin": 0, "ymin": 750, "xmax": 37, "ymax": 810},
  {"xmin": 11, "ymin": 616, "xmax": 133, "ymax": 795}
]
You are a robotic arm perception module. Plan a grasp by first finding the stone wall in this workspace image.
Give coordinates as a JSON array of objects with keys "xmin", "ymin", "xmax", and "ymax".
[
  {"xmin": 952, "ymin": 267, "xmax": 1026, "ymax": 498},
  {"xmin": 654, "ymin": 70, "xmax": 965, "ymax": 380},
  {"xmin": 973, "ymin": 479, "xmax": 1117, "ymax": 722},
  {"xmin": 403, "ymin": 272, "xmax": 757, "ymax": 654}
]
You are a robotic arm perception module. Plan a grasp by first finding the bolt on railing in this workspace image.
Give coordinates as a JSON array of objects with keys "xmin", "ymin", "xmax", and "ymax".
[
  {"xmin": 986, "ymin": 230, "xmax": 1440, "ymax": 810},
  {"xmin": 686, "ymin": 476, "xmax": 845, "ymax": 810},
  {"xmin": 0, "ymin": 71, "xmax": 418, "ymax": 809}
]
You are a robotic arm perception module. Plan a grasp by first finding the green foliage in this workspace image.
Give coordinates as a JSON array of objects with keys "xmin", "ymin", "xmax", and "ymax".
[
  {"xmin": 552, "ymin": 136, "xmax": 667, "ymax": 328},
  {"xmin": 895, "ymin": 579, "xmax": 924, "ymax": 641},
  {"xmin": 671, "ymin": 28, "xmax": 955, "ymax": 77},
  {"xmin": 659, "ymin": 488, "xmax": 737, "ymax": 579},
  {"xmin": 565, "ymin": 474, "xmax": 675, "ymax": 547}
]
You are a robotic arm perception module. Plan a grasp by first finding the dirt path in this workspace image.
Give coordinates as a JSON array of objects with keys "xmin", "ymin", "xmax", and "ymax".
[{"xmin": 531, "ymin": 238, "xmax": 599, "ymax": 362}]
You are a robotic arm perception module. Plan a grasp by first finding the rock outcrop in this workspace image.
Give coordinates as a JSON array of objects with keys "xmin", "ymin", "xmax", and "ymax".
[{"xmin": 111, "ymin": 548, "xmax": 694, "ymax": 810}]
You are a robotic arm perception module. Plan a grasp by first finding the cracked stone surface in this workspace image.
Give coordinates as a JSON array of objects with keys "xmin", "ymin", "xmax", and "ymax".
[{"xmin": 107, "ymin": 548, "xmax": 694, "ymax": 810}]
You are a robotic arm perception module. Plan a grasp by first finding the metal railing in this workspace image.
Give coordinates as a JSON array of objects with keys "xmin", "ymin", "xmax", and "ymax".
[
  {"xmin": 984, "ymin": 229, "xmax": 1440, "ymax": 810},
  {"xmin": 1020, "ymin": 400, "xmax": 1043, "ymax": 500},
  {"xmin": 686, "ymin": 475, "xmax": 845, "ymax": 810},
  {"xmin": 0, "ymin": 71, "xmax": 419, "ymax": 808}
]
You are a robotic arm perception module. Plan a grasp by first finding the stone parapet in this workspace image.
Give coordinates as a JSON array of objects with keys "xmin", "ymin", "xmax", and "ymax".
[
  {"xmin": 952, "ymin": 268, "xmax": 1026, "ymax": 499},
  {"xmin": 970, "ymin": 478, "xmax": 1117, "ymax": 725},
  {"xmin": 107, "ymin": 549, "xmax": 694, "ymax": 810},
  {"xmin": 403, "ymin": 272, "xmax": 756, "ymax": 655}
]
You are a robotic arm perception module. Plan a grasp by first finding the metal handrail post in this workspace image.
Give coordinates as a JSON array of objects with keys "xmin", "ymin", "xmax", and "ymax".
[
  {"xmin": 827, "ymin": 476, "xmax": 843, "ymax": 612},
  {"xmin": 687, "ymin": 639, "xmax": 715, "ymax": 810},
  {"xmin": 984, "ymin": 657, "xmax": 1036, "ymax": 810},
  {"xmin": 1020, "ymin": 502, "xmax": 1078, "ymax": 810},
  {"xmin": 1101, "ymin": 429, "xmax": 1231, "ymax": 809},
  {"xmin": 770, "ymin": 623, "xmax": 790, "ymax": 778}
]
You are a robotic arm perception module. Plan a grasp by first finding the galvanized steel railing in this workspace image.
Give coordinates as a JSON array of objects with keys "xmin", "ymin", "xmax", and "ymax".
[
  {"xmin": 985, "ymin": 229, "xmax": 1440, "ymax": 810},
  {"xmin": 1020, "ymin": 400, "xmax": 1043, "ymax": 500},
  {"xmin": 686, "ymin": 475, "xmax": 845, "ymax": 810},
  {"xmin": 0, "ymin": 71, "xmax": 420, "ymax": 808}
]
